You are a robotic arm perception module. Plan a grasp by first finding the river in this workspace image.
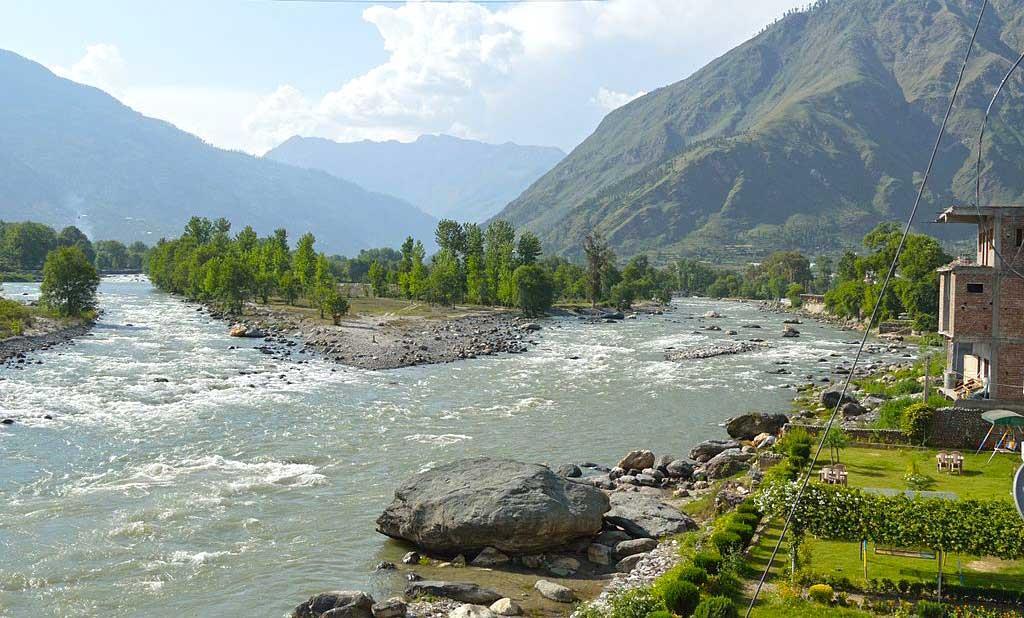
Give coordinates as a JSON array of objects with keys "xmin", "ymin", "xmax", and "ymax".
[{"xmin": 0, "ymin": 277, "xmax": 912, "ymax": 617}]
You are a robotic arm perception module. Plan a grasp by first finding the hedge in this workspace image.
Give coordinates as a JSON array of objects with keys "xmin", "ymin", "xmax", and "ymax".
[{"xmin": 755, "ymin": 481, "xmax": 1024, "ymax": 559}]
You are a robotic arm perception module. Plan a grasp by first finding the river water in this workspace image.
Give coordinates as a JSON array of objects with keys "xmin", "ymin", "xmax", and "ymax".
[{"xmin": 0, "ymin": 277, "xmax": 913, "ymax": 617}]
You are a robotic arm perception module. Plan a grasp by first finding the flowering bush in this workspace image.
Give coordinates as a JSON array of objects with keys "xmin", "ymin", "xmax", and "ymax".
[{"xmin": 808, "ymin": 583, "xmax": 834, "ymax": 604}]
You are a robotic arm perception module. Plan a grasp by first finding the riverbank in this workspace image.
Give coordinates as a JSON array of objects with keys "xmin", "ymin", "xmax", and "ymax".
[{"xmin": 0, "ymin": 316, "xmax": 93, "ymax": 365}]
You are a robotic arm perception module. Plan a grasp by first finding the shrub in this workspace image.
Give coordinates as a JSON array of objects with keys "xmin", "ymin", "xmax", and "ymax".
[
  {"xmin": 692, "ymin": 552, "xmax": 722, "ymax": 575},
  {"xmin": 901, "ymin": 402, "xmax": 935, "ymax": 444},
  {"xmin": 645, "ymin": 612, "xmax": 673, "ymax": 618},
  {"xmin": 607, "ymin": 588, "xmax": 661, "ymax": 618},
  {"xmin": 692, "ymin": 596, "xmax": 738, "ymax": 618},
  {"xmin": 662, "ymin": 580, "xmax": 700, "ymax": 617},
  {"xmin": 735, "ymin": 502, "xmax": 761, "ymax": 516},
  {"xmin": 808, "ymin": 583, "xmax": 834, "ymax": 604},
  {"xmin": 916, "ymin": 600, "xmax": 946, "ymax": 618},
  {"xmin": 724, "ymin": 522, "xmax": 754, "ymax": 544},
  {"xmin": 676, "ymin": 566, "xmax": 708, "ymax": 587},
  {"xmin": 891, "ymin": 377, "xmax": 923, "ymax": 396},
  {"xmin": 710, "ymin": 530, "xmax": 743, "ymax": 555},
  {"xmin": 732, "ymin": 512, "xmax": 760, "ymax": 528}
]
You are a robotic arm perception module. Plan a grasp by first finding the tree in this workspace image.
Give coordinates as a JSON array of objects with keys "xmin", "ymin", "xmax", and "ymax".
[
  {"xmin": 609, "ymin": 281, "xmax": 635, "ymax": 310},
  {"xmin": 511, "ymin": 264, "xmax": 554, "ymax": 316},
  {"xmin": 312, "ymin": 253, "xmax": 335, "ymax": 318},
  {"xmin": 322, "ymin": 288, "xmax": 349, "ymax": 325},
  {"xmin": 583, "ymin": 232, "xmax": 613, "ymax": 307},
  {"xmin": 368, "ymin": 261, "xmax": 388, "ymax": 297},
  {"xmin": 279, "ymin": 269, "xmax": 301, "ymax": 306},
  {"xmin": 57, "ymin": 226, "xmax": 95, "ymax": 264},
  {"xmin": 428, "ymin": 249, "xmax": 462, "ymax": 305},
  {"xmin": 40, "ymin": 246, "xmax": 100, "ymax": 317},
  {"xmin": 786, "ymin": 283, "xmax": 805, "ymax": 307},
  {"xmin": 484, "ymin": 220, "xmax": 516, "ymax": 303},
  {"xmin": 516, "ymin": 231, "xmax": 542, "ymax": 266},
  {"xmin": 464, "ymin": 223, "xmax": 486, "ymax": 304},
  {"xmin": 822, "ymin": 427, "xmax": 848, "ymax": 465},
  {"xmin": 293, "ymin": 233, "xmax": 318, "ymax": 298},
  {"xmin": 435, "ymin": 219, "xmax": 467, "ymax": 256}
]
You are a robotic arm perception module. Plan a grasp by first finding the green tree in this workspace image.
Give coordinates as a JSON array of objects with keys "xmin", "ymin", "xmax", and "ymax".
[
  {"xmin": 40, "ymin": 246, "xmax": 100, "ymax": 317},
  {"xmin": 786, "ymin": 282, "xmax": 805, "ymax": 307},
  {"xmin": 312, "ymin": 253, "xmax": 336, "ymax": 318},
  {"xmin": 583, "ymin": 232, "xmax": 613, "ymax": 307},
  {"xmin": 57, "ymin": 226, "xmax": 95, "ymax": 264},
  {"xmin": 511, "ymin": 264, "xmax": 554, "ymax": 316},
  {"xmin": 368, "ymin": 260, "xmax": 388, "ymax": 297},
  {"xmin": 278, "ymin": 269, "xmax": 301, "ymax": 306},
  {"xmin": 516, "ymin": 231, "xmax": 542, "ymax": 266},
  {"xmin": 428, "ymin": 249, "xmax": 462, "ymax": 305},
  {"xmin": 293, "ymin": 233, "xmax": 317, "ymax": 299},
  {"xmin": 463, "ymin": 223, "xmax": 486, "ymax": 304},
  {"xmin": 484, "ymin": 220, "xmax": 516, "ymax": 303},
  {"xmin": 609, "ymin": 281, "xmax": 635, "ymax": 310},
  {"xmin": 322, "ymin": 288, "xmax": 350, "ymax": 325}
]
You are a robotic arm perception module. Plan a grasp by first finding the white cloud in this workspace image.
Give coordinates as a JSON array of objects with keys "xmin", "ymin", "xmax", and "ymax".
[
  {"xmin": 46, "ymin": 1, "xmax": 807, "ymax": 154},
  {"xmin": 244, "ymin": 0, "xmax": 806, "ymax": 153},
  {"xmin": 593, "ymin": 87, "xmax": 648, "ymax": 113},
  {"xmin": 51, "ymin": 43, "xmax": 126, "ymax": 92}
]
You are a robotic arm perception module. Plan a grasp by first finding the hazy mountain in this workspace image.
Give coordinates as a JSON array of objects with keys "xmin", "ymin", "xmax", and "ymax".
[
  {"xmin": 0, "ymin": 49, "xmax": 436, "ymax": 255},
  {"xmin": 266, "ymin": 134, "xmax": 564, "ymax": 223},
  {"xmin": 497, "ymin": 0, "xmax": 1024, "ymax": 261}
]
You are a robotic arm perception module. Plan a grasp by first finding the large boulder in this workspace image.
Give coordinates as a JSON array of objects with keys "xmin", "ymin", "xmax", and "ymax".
[
  {"xmin": 821, "ymin": 390, "xmax": 858, "ymax": 409},
  {"xmin": 724, "ymin": 413, "xmax": 789, "ymax": 440},
  {"xmin": 293, "ymin": 591, "xmax": 375, "ymax": 618},
  {"xmin": 617, "ymin": 450, "xmax": 655, "ymax": 471},
  {"xmin": 406, "ymin": 581, "xmax": 502, "ymax": 605},
  {"xmin": 689, "ymin": 439, "xmax": 740, "ymax": 463},
  {"xmin": 377, "ymin": 458, "xmax": 609, "ymax": 556},
  {"xmin": 703, "ymin": 449, "xmax": 752, "ymax": 480},
  {"xmin": 841, "ymin": 402, "xmax": 868, "ymax": 418},
  {"xmin": 604, "ymin": 492, "xmax": 697, "ymax": 538}
]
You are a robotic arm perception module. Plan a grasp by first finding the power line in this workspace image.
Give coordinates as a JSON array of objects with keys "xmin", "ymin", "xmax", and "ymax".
[
  {"xmin": 268, "ymin": 0, "xmax": 607, "ymax": 4},
  {"xmin": 744, "ymin": 0, "xmax": 990, "ymax": 614}
]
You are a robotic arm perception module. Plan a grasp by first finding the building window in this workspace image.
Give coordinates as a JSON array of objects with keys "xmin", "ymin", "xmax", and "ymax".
[
  {"xmin": 1017, "ymin": 228, "xmax": 1023, "ymax": 247},
  {"xmin": 967, "ymin": 283, "xmax": 984, "ymax": 293}
]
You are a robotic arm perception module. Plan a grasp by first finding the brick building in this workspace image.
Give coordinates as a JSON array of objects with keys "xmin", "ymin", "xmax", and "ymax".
[{"xmin": 937, "ymin": 206, "xmax": 1024, "ymax": 402}]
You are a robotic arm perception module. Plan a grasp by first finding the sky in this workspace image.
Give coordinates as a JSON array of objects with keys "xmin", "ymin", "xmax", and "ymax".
[{"xmin": 1, "ymin": 0, "xmax": 807, "ymax": 155}]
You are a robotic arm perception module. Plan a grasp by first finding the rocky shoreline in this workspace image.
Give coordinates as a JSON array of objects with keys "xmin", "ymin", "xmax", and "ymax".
[
  {"xmin": 208, "ymin": 300, "xmax": 669, "ymax": 371},
  {"xmin": 0, "ymin": 318, "xmax": 94, "ymax": 366}
]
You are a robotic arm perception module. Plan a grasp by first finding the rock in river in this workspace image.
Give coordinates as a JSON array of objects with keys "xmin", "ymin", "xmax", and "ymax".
[
  {"xmin": 724, "ymin": 412, "xmax": 789, "ymax": 440},
  {"xmin": 406, "ymin": 581, "xmax": 502, "ymax": 605},
  {"xmin": 689, "ymin": 439, "xmax": 739, "ymax": 463},
  {"xmin": 617, "ymin": 449, "xmax": 655, "ymax": 471},
  {"xmin": 376, "ymin": 458, "xmax": 609, "ymax": 555},
  {"xmin": 293, "ymin": 591, "xmax": 375, "ymax": 618},
  {"xmin": 604, "ymin": 492, "xmax": 696, "ymax": 538}
]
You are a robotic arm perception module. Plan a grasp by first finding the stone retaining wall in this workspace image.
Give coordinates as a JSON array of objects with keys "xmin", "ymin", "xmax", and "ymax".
[
  {"xmin": 787, "ymin": 422, "xmax": 906, "ymax": 445},
  {"xmin": 928, "ymin": 407, "xmax": 993, "ymax": 449}
]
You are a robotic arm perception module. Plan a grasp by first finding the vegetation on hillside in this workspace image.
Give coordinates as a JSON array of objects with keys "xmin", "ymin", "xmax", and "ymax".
[{"xmin": 498, "ymin": 0, "xmax": 1024, "ymax": 260}]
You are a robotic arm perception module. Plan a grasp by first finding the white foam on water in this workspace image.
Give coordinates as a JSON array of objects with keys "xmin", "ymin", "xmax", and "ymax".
[{"xmin": 403, "ymin": 433, "xmax": 472, "ymax": 446}]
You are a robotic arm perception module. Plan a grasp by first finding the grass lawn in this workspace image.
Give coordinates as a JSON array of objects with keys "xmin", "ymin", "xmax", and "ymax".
[
  {"xmin": 750, "ymin": 601, "xmax": 872, "ymax": 617},
  {"xmin": 747, "ymin": 445, "xmax": 1024, "ymax": 592},
  {"xmin": 827, "ymin": 445, "xmax": 1020, "ymax": 500}
]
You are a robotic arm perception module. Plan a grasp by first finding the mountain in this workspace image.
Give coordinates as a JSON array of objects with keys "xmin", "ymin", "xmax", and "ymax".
[
  {"xmin": 266, "ymin": 134, "xmax": 564, "ymax": 223},
  {"xmin": 497, "ymin": 0, "xmax": 1024, "ymax": 261},
  {"xmin": 0, "ymin": 49, "xmax": 437, "ymax": 255}
]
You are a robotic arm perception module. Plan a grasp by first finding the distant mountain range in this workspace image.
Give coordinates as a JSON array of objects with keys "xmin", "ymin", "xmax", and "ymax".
[
  {"xmin": 497, "ymin": 0, "xmax": 1024, "ymax": 261},
  {"xmin": 266, "ymin": 134, "xmax": 564, "ymax": 223},
  {"xmin": 0, "ymin": 49, "xmax": 436, "ymax": 255}
]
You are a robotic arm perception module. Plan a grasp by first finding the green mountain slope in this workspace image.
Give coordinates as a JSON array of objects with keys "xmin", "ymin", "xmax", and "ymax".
[
  {"xmin": 266, "ymin": 134, "xmax": 563, "ymax": 223},
  {"xmin": 0, "ymin": 50, "xmax": 437, "ymax": 255},
  {"xmin": 497, "ymin": 0, "xmax": 1024, "ymax": 261}
]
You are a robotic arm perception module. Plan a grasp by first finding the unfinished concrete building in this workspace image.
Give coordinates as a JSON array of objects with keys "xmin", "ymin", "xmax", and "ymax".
[{"xmin": 937, "ymin": 206, "xmax": 1024, "ymax": 403}]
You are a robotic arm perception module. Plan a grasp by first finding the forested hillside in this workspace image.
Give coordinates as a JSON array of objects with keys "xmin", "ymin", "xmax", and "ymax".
[{"xmin": 497, "ymin": 0, "xmax": 1024, "ymax": 261}]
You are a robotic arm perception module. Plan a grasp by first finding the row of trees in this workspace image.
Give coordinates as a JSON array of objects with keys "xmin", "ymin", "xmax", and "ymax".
[
  {"xmin": 358, "ymin": 219, "xmax": 677, "ymax": 314},
  {"xmin": 147, "ymin": 217, "xmax": 350, "ymax": 322},
  {"xmin": 0, "ymin": 221, "xmax": 148, "ymax": 273},
  {"xmin": 823, "ymin": 223, "xmax": 948, "ymax": 330}
]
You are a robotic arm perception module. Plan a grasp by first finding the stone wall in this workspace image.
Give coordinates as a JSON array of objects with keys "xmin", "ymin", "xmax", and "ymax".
[
  {"xmin": 928, "ymin": 406, "xmax": 994, "ymax": 449},
  {"xmin": 789, "ymin": 407, "xmax": 995, "ymax": 450},
  {"xmin": 786, "ymin": 423, "xmax": 906, "ymax": 445}
]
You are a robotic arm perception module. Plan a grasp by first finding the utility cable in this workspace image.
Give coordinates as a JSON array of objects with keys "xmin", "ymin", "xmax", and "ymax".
[{"xmin": 745, "ymin": 1, "xmax": 989, "ymax": 614}]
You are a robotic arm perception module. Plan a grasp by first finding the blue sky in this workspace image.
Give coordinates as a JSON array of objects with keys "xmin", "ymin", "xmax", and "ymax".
[{"xmin": 2, "ymin": 0, "xmax": 806, "ymax": 154}]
